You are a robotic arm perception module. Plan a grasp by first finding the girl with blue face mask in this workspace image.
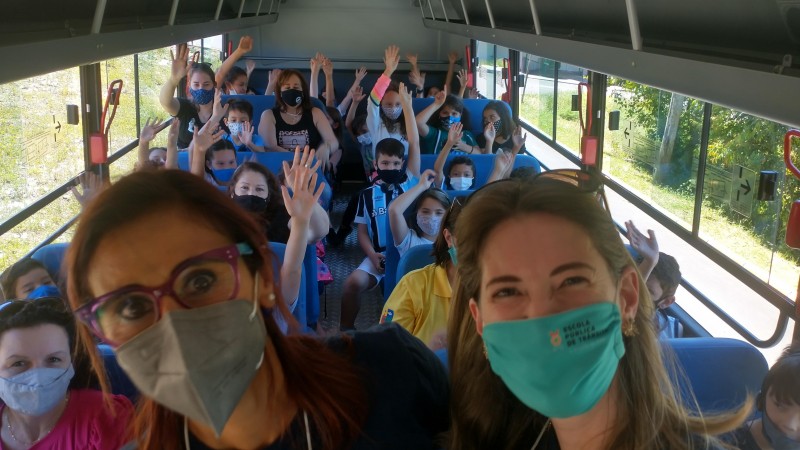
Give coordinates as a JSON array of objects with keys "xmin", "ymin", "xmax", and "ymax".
[
  {"xmin": 0, "ymin": 298, "xmax": 133, "ymax": 449},
  {"xmin": 446, "ymin": 173, "xmax": 752, "ymax": 450},
  {"xmin": 160, "ymin": 43, "xmax": 220, "ymax": 150},
  {"xmin": 733, "ymin": 346, "xmax": 800, "ymax": 449},
  {"xmin": 416, "ymin": 88, "xmax": 479, "ymax": 155}
]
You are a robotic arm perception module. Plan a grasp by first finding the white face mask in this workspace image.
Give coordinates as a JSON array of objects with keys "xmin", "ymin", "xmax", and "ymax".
[
  {"xmin": 357, "ymin": 134, "xmax": 372, "ymax": 146},
  {"xmin": 449, "ymin": 176, "xmax": 473, "ymax": 190},
  {"xmin": 416, "ymin": 214, "xmax": 442, "ymax": 237}
]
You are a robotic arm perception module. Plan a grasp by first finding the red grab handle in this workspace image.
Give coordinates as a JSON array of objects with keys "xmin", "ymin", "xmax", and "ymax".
[{"xmin": 785, "ymin": 130, "xmax": 800, "ymax": 180}]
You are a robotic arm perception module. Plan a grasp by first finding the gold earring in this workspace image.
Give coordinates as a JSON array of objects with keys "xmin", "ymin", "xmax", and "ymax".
[
  {"xmin": 622, "ymin": 319, "xmax": 638, "ymax": 337},
  {"xmin": 482, "ymin": 342, "xmax": 488, "ymax": 360},
  {"xmin": 267, "ymin": 292, "xmax": 276, "ymax": 306}
]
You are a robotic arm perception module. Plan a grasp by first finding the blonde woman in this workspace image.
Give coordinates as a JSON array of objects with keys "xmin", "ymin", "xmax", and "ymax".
[{"xmin": 446, "ymin": 171, "xmax": 751, "ymax": 450}]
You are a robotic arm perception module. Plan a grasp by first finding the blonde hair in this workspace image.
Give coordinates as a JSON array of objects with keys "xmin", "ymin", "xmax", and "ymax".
[{"xmin": 446, "ymin": 178, "xmax": 750, "ymax": 450}]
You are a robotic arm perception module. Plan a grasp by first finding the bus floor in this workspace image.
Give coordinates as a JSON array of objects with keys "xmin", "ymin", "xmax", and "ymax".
[{"xmin": 316, "ymin": 185, "xmax": 384, "ymax": 333}]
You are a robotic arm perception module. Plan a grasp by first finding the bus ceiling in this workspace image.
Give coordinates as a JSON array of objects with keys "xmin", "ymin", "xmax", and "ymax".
[{"xmin": 0, "ymin": 0, "xmax": 798, "ymax": 125}]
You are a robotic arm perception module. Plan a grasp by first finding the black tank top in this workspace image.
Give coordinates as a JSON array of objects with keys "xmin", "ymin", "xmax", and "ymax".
[{"xmin": 272, "ymin": 107, "xmax": 322, "ymax": 151}]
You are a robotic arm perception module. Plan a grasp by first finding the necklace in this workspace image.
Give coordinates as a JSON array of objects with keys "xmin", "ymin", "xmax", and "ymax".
[
  {"xmin": 183, "ymin": 411, "xmax": 312, "ymax": 450},
  {"xmin": 4, "ymin": 392, "xmax": 68, "ymax": 447},
  {"xmin": 530, "ymin": 419, "xmax": 552, "ymax": 450}
]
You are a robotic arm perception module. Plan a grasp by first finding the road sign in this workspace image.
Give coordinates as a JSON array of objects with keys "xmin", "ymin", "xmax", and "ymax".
[{"xmin": 730, "ymin": 164, "xmax": 756, "ymax": 217}]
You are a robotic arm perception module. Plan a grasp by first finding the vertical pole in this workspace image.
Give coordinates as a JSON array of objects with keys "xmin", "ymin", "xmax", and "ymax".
[
  {"xmin": 509, "ymin": 49, "xmax": 520, "ymax": 121},
  {"xmin": 256, "ymin": 0, "xmax": 263, "ymax": 16},
  {"xmin": 528, "ymin": 0, "xmax": 542, "ymax": 35},
  {"xmin": 692, "ymin": 102, "xmax": 713, "ymax": 236},
  {"xmin": 215, "ymin": 0, "xmax": 224, "ymax": 20},
  {"xmin": 484, "ymin": 0, "xmax": 495, "ymax": 28},
  {"xmin": 440, "ymin": 0, "xmax": 449, "ymax": 21},
  {"xmin": 428, "ymin": 0, "xmax": 436, "ymax": 20},
  {"xmin": 590, "ymin": 72, "xmax": 607, "ymax": 171},
  {"xmin": 79, "ymin": 64, "xmax": 103, "ymax": 175},
  {"xmin": 552, "ymin": 61, "xmax": 559, "ymax": 142},
  {"xmin": 134, "ymin": 53, "xmax": 141, "ymax": 137},
  {"xmin": 91, "ymin": 0, "xmax": 108, "ymax": 34},
  {"xmin": 624, "ymin": 0, "xmax": 643, "ymax": 51},
  {"xmin": 169, "ymin": 0, "xmax": 180, "ymax": 26},
  {"xmin": 238, "ymin": 0, "xmax": 245, "ymax": 18},
  {"xmin": 459, "ymin": 0, "xmax": 470, "ymax": 25}
]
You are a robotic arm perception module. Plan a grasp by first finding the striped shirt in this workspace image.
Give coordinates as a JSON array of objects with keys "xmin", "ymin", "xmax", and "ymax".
[{"xmin": 354, "ymin": 176, "xmax": 417, "ymax": 252}]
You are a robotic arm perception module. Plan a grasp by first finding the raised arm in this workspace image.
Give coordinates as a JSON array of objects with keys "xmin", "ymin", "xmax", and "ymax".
[
  {"xmin": 456, "ymin": 68, "xmax": 468, "ymax": 98},
  {"xmin": 433, "ymin": 122, "xmax": 462, "ymax": 187},
  {"xmin": 238, "ymin": 121, "xmax": 266, "ymax": 152},
  {"xmin": 482, "ymin": 120, "xmax": 496, "ymax": 155},
  {"xmin": 407, "ymin": 53, "xmax": 425, "ymax": 98},
  {"xmin": 165, "ymin": 118, "xmax": 180, "ymax": 169},
  {"xmin": 245, "ymin": 60, "xmax": 256, "ymax": 85},
  {"xmin": 322, "ymin": 57, "xmax": 335, "ymax": 107},
  {"xmin": 345, "ymin": 86, "xmax": 366, "ymax": 131},
  {"xmin": 416, "ymin": 87, "xmax": 446, "ymax": 138},
  {"xmin": 160, "ymin": 44, "xmax": 191, "ymax": 116},
  {"xmin": 136, "ymin": 117, "xmax": 165, "ymax": 171},
  {"xmin": 445, "ymin": 51, "xmax": 458, "ymax": 92},
  {"xmin": 309, "ymin": 52, "xmax": 323, "ymax": 98},
  {"xmin": 625, "ymin": 220, "xmax": 660, "ymax": 280},
  {"xmin": 280, "ymin": 147, "xmax": 326, "ymax": 308},
  {"xmin": 311, "ymin": 108, "xmax": 339, "ymax": 171},
  {"xmin": 339, "ymin": 66, "xmax": 366, "ymax": 115},
  {"xmin": 389, "ymin": 169, "xmax": 436, "ymax": 246},
  {"xmin": 189, "ymin": 121, "xmax": 224, "ymax": 179},
  {"xmin": 398, "ymin": 82, "xmax": 420, "ymax": 178},
  {"xmin": 215, "ymin": 36, "xmax": 253, "ymax": 88},
  {"xmin": 265, "ymin": 69, "xmax": 282, "ymax": 96},
  {"xmin": 487, "ymin": 149, "xmax": 514, "ymax": 184}
]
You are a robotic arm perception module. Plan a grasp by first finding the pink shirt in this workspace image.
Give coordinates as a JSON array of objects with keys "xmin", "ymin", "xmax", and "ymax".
[{"xmin": 0, "ymin": 389, "xmax": 133, "ymax": 450}]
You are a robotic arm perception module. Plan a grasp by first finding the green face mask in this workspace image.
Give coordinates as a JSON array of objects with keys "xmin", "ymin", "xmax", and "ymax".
[{"xmin": 482, "ymin": 302, "xmax": 625, "ymax": 418}]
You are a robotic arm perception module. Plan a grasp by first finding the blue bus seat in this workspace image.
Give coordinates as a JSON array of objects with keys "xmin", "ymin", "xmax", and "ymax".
[
  {"xmin": 97, "ymin": 344, "xmax": 138, "ymax": 402},
  {"xmin": 411, "ymin": 98, "xmax": 512, "ymax": 136},
  {"xmin": 419, "ymin": 154, "xmax": 541, "ymax": 188},
  {"xmin": 220, "ymin": 95, "xmax": 327, "ymax": 132},
  {"xmin": 396, "ymin": 244, "xmax": 435, "ymax": 282},
  {"xmin": 268, "ymin": 242, "xmax": 308, "ymax": 331},
  {"xmin": 31, "ymin": 243, "xmax": 69, "ymax": 282},
  {"xmin": 434, "ymin": 337, "xmax": 766, "ymax": 416},
  {"xmin": 665, "ymin": 337, "xmax": 766, "ymax": 414}
]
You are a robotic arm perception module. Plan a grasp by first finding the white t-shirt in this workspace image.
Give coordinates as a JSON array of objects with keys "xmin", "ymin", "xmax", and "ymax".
[{"xmin": 396, "ymin": 229, "xmax": 434, "ymax": 258}]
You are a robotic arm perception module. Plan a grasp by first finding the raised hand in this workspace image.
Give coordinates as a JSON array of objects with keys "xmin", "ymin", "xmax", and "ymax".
[
  {"xmin": 446, "ymin": 122, "xmax": 463, "ymax": 146},
  {"xmin": 354, "ymin": 66, "xmax": 367, "ymax": 83},
  {"xmin": 169, "ymin": 43, "xmax": 192, "ymax": 83},
  {"xmin": 448, "ymin": 51, "xmax": 459, "ymax": 65},
  {"xmin": 511, "ymin": 126, "xmax": 526, "ymax": 151},
  {"xmin": 456, "ymin": 68, "xmax": 468, "ymax": 87},
  {"xmin": 418, "ymin": 169, "xmax": 437, "ymax": 188},
  {"xmin": 409, "ymin": 70, "xmax": 425, "ymax": 90},
  {"xmin": 322, "ymin": 57, "xmax": 334, "ymax": 77},
  {"xmin": 211, "ymin": 89, "xmax": 229, "ymax": 119},
  {"xmin": 625, "ymin": 220, "xmax": 659, "ymax": 265},
  {"xmin": 351, "ymin": 85, "xmax": 366, "ymax": 103},
  {"xmin": 71, "ymin": 171, "xmax": 107, "ymax": 208},
  {"xmin": 466, "ymin": 87, "xmax": 481, "ymax": 99},
  {"xmin": 236, "ymin": 36, "xmax": 253, "ymax": 54},
  {"xmin": 406, "ymin": 53, "xmax": 418, "ymax": 67},
  {"xmin": 268, "ymin": 68, "xmax": 282, "ymax": 84},
  {"xmin": 483, "ymin": 121, "xmax": 496, "ymax": 143},
  {"xmin": 283, "ymin": 145, "xmax": 322, "ymax": 193},
  {"xmin": 383, "ymin": 45, "xmax": 400, "ymax": 76},
  {"xmin": 167, "ymin": 118, "xmax": 181, "ymax": 146},
  {"xmin": 140, "ymin": 117, "xmax": 166, "ymax": 143},
  {"xmin": 239, "ymin": 121, "xmax": 254, "ymax": 146},
  {"xmin": 245, "ymin": 59, "xmax": 256, "ymax": 77},
  {"xmin": 433, "ymin": 87, "xmax": 447, "ymax": 107},
  {"xmin": 398, "ymin": 81, "xmax": 413, "ymax": 107},
  {"xmin": 281, "ymin": 149, "xmax": 325, "ymax": 224},
  {"xmin": 193, "ymin": 120, "xmax": 225, "ymax": 153},
  {"xmin": 494, "ymin": 150, "xmax": 515, "ymax": 175},
  {"xmin": 310, "ymin": 52, "xmax": 323, "ymax": 73}
]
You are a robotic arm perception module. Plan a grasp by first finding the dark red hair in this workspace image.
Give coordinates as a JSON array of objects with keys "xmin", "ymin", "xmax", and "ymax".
[{"xmin": 65, "ymin": 170, "xmax": 367, "ymax": 450}]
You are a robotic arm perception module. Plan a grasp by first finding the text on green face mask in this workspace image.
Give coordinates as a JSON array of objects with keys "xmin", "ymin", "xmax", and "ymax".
[{"xmin": 557, "ymin": 318, "xmax": 614, "ymax": 348}]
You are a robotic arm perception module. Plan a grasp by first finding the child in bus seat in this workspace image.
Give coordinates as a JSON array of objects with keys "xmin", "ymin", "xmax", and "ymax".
[
  {"xmin": 187, "ymin": 121, "xmax": 230, "ymax": 187},
  {"xmin": 161, "ymin": 44, "xmax": 223, "ymax": 149},
  {"xmin": 325, "ymin": 106, "xmax": 345, "ymax": 176},
  {"xmin": 215, "ymin": 35, "xmax": 256, "ymax": 95},
  {"xmin": 136, "ymin": 117, "xmax": 179, "ymax": 171},
  {"xmin": 416, "ymin": 89, "xmax": 479, "ymax": 155},
  {"xmin": 731, "ymin": 344, "xmax": 800, "ymax": 449},
  {"xmin": 625, "ymin": 220, "xmax": 684, "ymax": 339},
  {"xmin": 388, "ymin": 170, "xmax": 451, "ymax": 258},
  {"xmin": 0, "ymin": 258, "xmax": 57, "ymax": 300},
  {"xmin": 340, "ymin": 136, "xmax": 421, "ymax": 330},
  {"xmin": 223, "ymin": 100, "xmax": 266, "ymax": 152},
  {"xmin": 381, "ymin": 198, "xmax": 464, "ymax": 350},
  {"xmin": 433, "ymin": 122, "xmax": 476, "ymax": 190},
  {"xmin": 367, "ymin": 46, "xmax": 412, "ymax": 157},
  {"xmin": 476, "ymin": 100, "xmax": 527, "ymax": 154}
]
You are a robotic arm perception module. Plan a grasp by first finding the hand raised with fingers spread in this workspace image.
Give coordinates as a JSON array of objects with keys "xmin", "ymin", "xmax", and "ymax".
[
  {"xmin": 354, "ymin": 66, "xmax": 367, "ymax": 83},
  {"xmin": 236, "ymin": 36, "xmax": 253, "ymax": 54},
  {"xmin": 406, "ymin": 53, "xmax": 418, "ymax": 67},
  {"xmin": 494, "ymin": 150, "xmax": 515, "ymax": 175},
  {"xmin": 168, "ymin": 118, "xmax": 181, "ymax": 145},
  {"xmin": 282, "ymin": 150, "xmax": 325, "ymax": 224},
  {"xmin": 409, "ymin": 70, "xmax": 425, "ymax": 90},
  {"xmin": 456, "ymin": 68, "xmax": 468, "ymax": 87},
  {"xmin": 625, "ymin": 220, "xmax": 659, "ymax": 265},
  {"xmin": 245, "ymin": 59, "xmax": 256, "ymax": 77},
  {"xmin": 446, "ymin": 122, "xmax": 463, "ymax": 146},
  {"xmin": 283, "ymin": 145, "xmax": 322, "ymax": 189},
  {"xmin": 351, "ymin": 85, "xmax": 366, "ymax": 103},
  {"xmin": 310, "ymin": 53, "xmax": 322, "ymax": 72},
  {"xmin": 211, "ymin": 89, "xmax": 229, "ymax": 119},
  {"xmin": 433, "ymin": 87, "xmax": 447, "ymax": 107},
  {"xmin": 71, "ymin": 171, "xmax": 107, "ymax": 208},
  {"xmin": 170, "ymin": 43, "xmax": 192, "ymax": 84},
  {"xmin": 239, "ymin": 122, "xmax": 254, "ymax": 146},
  {"xmin": 140, "ymin": 117, "xmax": 166, "ymax": 143},
  {"xmin": 511, "ymin": 126, "xmax": 526, "ymax": 151},
  {"xmin": 383, "ymin": 45, "xmax": 400, "ymax": 76},
  {"xmin": 268, "ymin": 68, "xmax": 282, "ymax": 84},
  {"xmin": 193, "ymin": 121, "xmax": 225, "ymax": 153},
  {"xmin": 398, "ymin": 82, "xmax": 413, "ymax": 107}
]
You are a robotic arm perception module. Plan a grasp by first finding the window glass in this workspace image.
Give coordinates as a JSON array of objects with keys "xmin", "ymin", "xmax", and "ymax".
[
  {"xmin": 475, "ymin": 42, "xmax": 496, "ymax": 99},
  {"xmin": 517, "ymin": 53, "xmax": 555, "ymax": 138},
  {"xmin": 555, "ymin": 63, "xmax": 587, "ymax": 154},
  {"xmin": 605, "ymin": 79, "xmax": 702, "ymax": 229}
]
